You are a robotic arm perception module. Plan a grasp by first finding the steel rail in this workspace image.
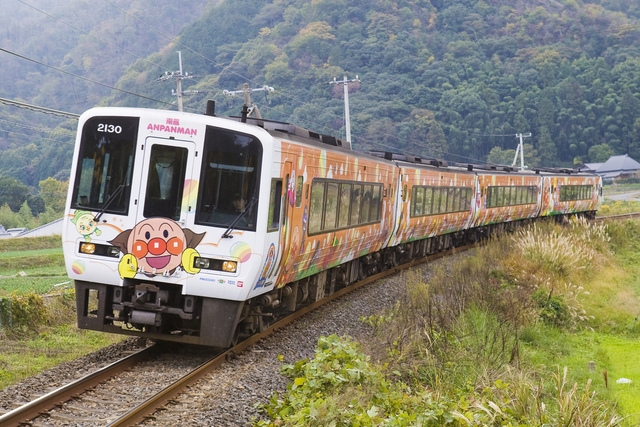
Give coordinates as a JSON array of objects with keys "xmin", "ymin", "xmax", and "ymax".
[
  {"xmin": 107, "ymin": 247, "xmax": 459, "ymax": 426},
  {"xmin": 0, "ymin": 345, "xmax": 156, "ymax": 427}
]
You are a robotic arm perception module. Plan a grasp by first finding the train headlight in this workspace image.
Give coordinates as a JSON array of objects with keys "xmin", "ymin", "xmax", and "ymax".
[
  {"xmin": 80, "ymin": 243, "xmax": 96, "ymax": 254},
  {"xmin": 194, "ymin": 257, "xmax": 210, "ymax": 269},
  {"xmin": 193, "ymin": 257, "xmax": 238, "ymax": 273},
  {"xmin": 222, "ymin": 261, "xmax": 237, "ymax": 273},
  {"xmin": 77, "ymin": 242, "xmax": 121, "ymax": 258}
]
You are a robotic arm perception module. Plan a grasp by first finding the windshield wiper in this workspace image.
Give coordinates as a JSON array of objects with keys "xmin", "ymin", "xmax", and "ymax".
[
  {"xmin": 222, "ymin": 196, "xmax": 257, "ymax": 238},
  {"xmin": 94, "ymin": 184, "xmax": 125, "ymax": 222}
]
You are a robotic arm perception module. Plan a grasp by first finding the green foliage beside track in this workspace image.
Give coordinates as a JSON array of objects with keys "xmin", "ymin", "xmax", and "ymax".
[{"xmin": 257, "ymin": 218, "xmax": 640, "ymax": 425}]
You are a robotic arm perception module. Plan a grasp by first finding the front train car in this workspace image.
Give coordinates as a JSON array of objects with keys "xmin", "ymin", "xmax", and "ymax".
[{"xmin": 63, "ymin": 107, "xmax": 284, "ymax": 347}]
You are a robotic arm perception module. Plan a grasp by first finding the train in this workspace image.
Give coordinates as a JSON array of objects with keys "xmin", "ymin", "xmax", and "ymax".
[{"xmin": 62, "ymin": 103, "xmax": 601, "ymax": 347}]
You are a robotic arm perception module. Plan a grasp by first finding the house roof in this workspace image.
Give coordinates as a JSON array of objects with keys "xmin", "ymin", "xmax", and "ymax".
[
  {"xmin": 596, "ymin": 154, "xmax": 640, "ymax": 174},
  {"xmin": 582, "ymin": 162, "xmax": 603, "ymax": 172}
]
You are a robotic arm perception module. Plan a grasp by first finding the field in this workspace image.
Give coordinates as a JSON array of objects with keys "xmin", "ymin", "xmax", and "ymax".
[
  {"xmin": 0, "ymin": 235, "xmax": 123, "ymax": 389},
  {"xmin": 0, "ymin": 236, "xmax": 68, "ymax": 296}
]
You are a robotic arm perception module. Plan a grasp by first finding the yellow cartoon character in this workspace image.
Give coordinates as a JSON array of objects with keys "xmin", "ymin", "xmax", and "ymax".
[{"xmin": 71, "ymin": 210, "xmax": 102, "ymax": 242}]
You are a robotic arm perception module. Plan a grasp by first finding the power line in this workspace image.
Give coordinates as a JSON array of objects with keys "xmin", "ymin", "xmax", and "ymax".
[
  {"xmin": 0, "ymin": 97, "xmax": 79, "ymax": 119},
  {"xmin": 0, "ymin": 118, "xmax": 74, "ymax": 135},
  {"xmin": 0, "ymin": 47, "xmax": 173, "ymax": 108}
]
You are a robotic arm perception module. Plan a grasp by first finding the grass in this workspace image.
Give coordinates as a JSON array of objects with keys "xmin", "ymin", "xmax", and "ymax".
[
  {"xmin": 0, "ymin": 236, "xmax": 67, "ymax": 296},
  {"xmin": 598, "ymin": 335, "xmax": 640, "ymax": 417},
  {"xmin": 0, "ymin": 325, "xmax": 124, "ymax": 389}
]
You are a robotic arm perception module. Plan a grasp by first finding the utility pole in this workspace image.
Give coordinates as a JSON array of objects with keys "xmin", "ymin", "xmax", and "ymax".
[
  {"xmin": 223, "ymin": 83, "xmax": 274, "ymax": 121},
  {"xmin": 512, "ymin": 132, "xmax": 532, "ymax": 169},
  {"xmin": 156, "ymin": 51, "xmax": 197, "ymax": 112},
  {"xmin": 329, "ymin": 75, "xmax": 360, "ymax": 143}
]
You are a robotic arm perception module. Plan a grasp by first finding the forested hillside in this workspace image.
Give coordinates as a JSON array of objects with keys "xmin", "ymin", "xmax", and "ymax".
[
  {"xmin": 109, "ymin": 0, "xmax": 640, "ymax": 168},
  {"xmin": 2, "ymin": 0, "xmax": 640, "ymax": 204}
]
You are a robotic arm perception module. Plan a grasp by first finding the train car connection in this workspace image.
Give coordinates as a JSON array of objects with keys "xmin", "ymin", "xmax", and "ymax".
[{"xmin": 62, "ymin": 105, "xmax": 601, "ymax": 348}]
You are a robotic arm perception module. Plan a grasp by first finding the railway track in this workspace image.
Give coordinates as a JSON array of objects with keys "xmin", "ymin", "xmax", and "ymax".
[
  {"xmin": 593, "ymin": 211, "xmax": 640, "ymax": 222},
  {"xmin": 1, "ymin": 212, "xmax": 637, "ymax": 426}
]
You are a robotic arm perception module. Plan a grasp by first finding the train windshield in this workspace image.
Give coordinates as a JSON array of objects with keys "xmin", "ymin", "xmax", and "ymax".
[
  {"xmin": 71, "ymin": 116, "xmax": 138, "ymax": 214},
  {"xmin": 196, "ymin": 126, "xmax": 262, "ymax": 231}
]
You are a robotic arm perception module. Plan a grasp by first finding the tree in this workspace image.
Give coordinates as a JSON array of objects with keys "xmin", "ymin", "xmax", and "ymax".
[
  {"xmin": 588, "ymin": 143, "xmax": 615, "ymax": 162},
  {"xmin": 0, "ymin": 177, "xmax": 30, "ymax": 212},
  {"xmin": 487, "ymin": 146, "xmax": 516, "ymax": 165},
  {"xmin": 39, "ymin": 177, "xmax": 68, "ymax": 214}
]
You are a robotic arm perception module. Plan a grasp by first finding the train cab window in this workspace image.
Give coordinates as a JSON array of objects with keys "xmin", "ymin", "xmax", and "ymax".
[
  {"xmin": 268, "ymin": 179, "xmax": 283, "ymax": 232},
  {"xmin": 196, "ymin": 127, "xmax": 262, "ymax": 231},
  {"xmin": 71, "ymin": 116, "xmax": 139, "ymax": 214},
  {"xmin": 143, "ymin": 145, "xmax": 188, "ymax": 220}
]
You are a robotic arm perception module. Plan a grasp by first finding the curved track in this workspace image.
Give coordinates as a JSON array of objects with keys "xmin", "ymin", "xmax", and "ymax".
[{"xmin": 2, "ymin": 212, "xmax": 638, "ymax": 426}]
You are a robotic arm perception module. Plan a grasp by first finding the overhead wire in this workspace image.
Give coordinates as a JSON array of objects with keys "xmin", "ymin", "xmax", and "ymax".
[
  {"xmin": 0, "ymin": 47, "xmax": 174, "ymax": 109},
  {"xmin": 0, "ymin": 96, "xmax": 79, "ymax": 119}
]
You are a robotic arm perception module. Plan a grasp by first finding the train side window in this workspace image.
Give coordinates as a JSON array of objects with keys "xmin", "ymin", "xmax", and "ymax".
[
  {"xmin": 361, "ymin": 185, "xmax": 372, "ymax": 224},
  {"xmin": 465, "ymin": 188, "xmax": 472, "ymax": 210},
  {"xmin": 455, "ymin": 187, "xmax": 462, "ymax": 211},
  {"xmin": 349, "ymin": 185, "xmax": 362, "ymax": 226},
  {"xmin": 412, "ymin": 187, "xmax": 424, "ymax": 217},
  {"xmin": 323, "ymin": 182, "xmax": 339, "ymax": 231},
  {"xmin": 309, "ymin": 181, "xmax": 325, "ymax": 234},
  {"xmin": 295, "ymin": 176, "xmax": 304, "ymax": 208},
  {"xmin": 441, "ymin": 188, "xmax": 450, "ymax": 214},
  {"xmin": 267, "ymin": 179, "xmax": 283, "ymax": 232},
  {"xmin": 559, "ymin": 185, "xmax": 567, "ymax": 202},
  {"xmin": 338, "ymin": 183, "xmax": 352, "ymax": 228},
  {"xmin": 424, "ymin": 187, "xmax": 433, "ymax": 215},
  {"xmin": 432, "ymin": 188, "xmax": 441, "ymax": 214},
  {"xmin": 371, "ymin": 185, "xmax": 382, "ymax": 221},
  {"xmin": 451, "ymin": 188, "xmax": 457, "ymax": 212}
]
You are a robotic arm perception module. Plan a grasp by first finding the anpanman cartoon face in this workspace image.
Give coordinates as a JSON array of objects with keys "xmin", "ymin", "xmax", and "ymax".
[{"xmin": 110, "ymin": 217, "xmax": 205, "ymax": 278}]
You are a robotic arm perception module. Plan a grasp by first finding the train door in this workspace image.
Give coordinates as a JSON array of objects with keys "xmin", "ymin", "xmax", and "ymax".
[
  {"xmin": 252, "ymin": 162, "xmax": 288, "ymax": 292},
  {"xmin": 136, "ymin": 137, "xmax": 196, "ymax": 226}
]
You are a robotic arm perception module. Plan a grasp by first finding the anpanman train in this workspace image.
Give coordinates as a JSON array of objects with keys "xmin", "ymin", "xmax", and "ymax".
[{"xmin": 62, "ymin": 104, "xmax": 601, "ymax": 347}]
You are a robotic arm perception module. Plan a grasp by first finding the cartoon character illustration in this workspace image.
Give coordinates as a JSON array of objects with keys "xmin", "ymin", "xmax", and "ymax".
[
  {"xmin": 109, "ymin": 217, "xmax": 205, "ymax": 279},
  {"xmin": 255, "ymin": 244, "xmax": 276, "ymax": 289},
  {"xmin": 71, "ymin": 210, "xmax": 102, "ymax": 242}
]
